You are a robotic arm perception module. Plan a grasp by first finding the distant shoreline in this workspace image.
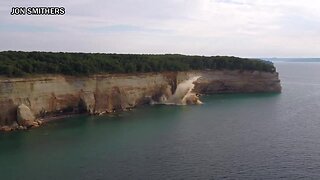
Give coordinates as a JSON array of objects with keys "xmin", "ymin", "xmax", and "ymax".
[{"xmin": 263, "ymin": 58, "xmax": 320, "ymax": 63}]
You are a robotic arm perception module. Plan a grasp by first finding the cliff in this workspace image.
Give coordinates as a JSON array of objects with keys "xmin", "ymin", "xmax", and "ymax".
[{"xmin": 0, "ymin": 70, "xmax": 281, "ymax": 131}]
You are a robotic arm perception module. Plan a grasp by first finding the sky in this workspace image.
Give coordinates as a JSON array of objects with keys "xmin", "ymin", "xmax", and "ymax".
[{"xmin": 0, "ymin": 0, "xmax": 320, "ymax": 58}]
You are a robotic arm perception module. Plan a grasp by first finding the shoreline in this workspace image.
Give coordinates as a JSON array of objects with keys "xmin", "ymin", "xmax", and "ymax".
[
  {"xmin": 0, "ymin": 92, "xmax": 283, "ymax": 133},
  {"xmin": 40, "ymin": 112, "xmax": 87, "ymax": 124},
  {"xmin": 0, "ymin": 113, "xmax": 87, "ymax": 132},
  {"xmin": 0, "ymin": 70, "xmax": 281, "ymax": 132}
]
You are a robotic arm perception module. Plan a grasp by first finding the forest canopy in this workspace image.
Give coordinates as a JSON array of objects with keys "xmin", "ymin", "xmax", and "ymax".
[{"xmin": 0, "ymin": 51, "xmax": 276, "ymax": 77}]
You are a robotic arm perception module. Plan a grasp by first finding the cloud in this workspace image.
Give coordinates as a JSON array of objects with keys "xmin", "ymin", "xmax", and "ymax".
[
  {"xmin": 0, "ymin": 0, "xmax": 319, "ymax": 57},
  {"xmin": 0, "ymin": 23, "xmax": 60, "ymax": 32}
]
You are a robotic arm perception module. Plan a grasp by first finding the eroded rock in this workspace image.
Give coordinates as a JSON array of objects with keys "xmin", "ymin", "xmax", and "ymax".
[
  {"xmin": 185, "ymin": 94, "xmax": 202, "ymax": 105},
  {"xmin": 80, "ymin": 92, "xmax": 95, "ymax": 114},
  {"xmin": 0, "ymin": 126, "xmax": 13, "ymax": 132},
  {"xmin": 17, "ymin": 104, "xmax": 36, "ymax": 127}
]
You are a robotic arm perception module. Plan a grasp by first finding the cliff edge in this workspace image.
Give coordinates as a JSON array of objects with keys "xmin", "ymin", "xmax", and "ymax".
[{"xmin": 0, "ymin": 70, "xmax": 281, "ymax": 131}]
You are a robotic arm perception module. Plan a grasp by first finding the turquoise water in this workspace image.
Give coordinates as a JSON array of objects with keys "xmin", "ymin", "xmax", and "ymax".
[{"xmin": 1, "ymin": 62, "xmax": 320, "ymax": 179}]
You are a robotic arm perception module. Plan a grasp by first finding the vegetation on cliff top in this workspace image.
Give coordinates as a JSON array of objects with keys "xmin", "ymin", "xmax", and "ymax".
[{"xmin": 0, "ymin": 51, "xmax": 276, "ymax": 77}]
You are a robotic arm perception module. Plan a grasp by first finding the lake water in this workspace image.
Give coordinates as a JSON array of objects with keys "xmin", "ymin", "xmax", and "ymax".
[{"xmin": 1, "ymin": 62, "xmax": 320, "ymax": 180}]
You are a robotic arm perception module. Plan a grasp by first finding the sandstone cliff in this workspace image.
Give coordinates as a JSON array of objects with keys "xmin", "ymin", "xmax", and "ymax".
[
  {"xmin": 0, "ymin": 70, "xmax": 281, "ymax": 131},
  {"xmin": 179, "ymin": 70, "xmax": 281, "ymax": 94}
]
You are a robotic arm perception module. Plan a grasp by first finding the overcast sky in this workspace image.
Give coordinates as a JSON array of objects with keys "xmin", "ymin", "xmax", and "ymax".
[{"xmin": 0, "ymin": 0, "xmax": 319, "ymax": 57}]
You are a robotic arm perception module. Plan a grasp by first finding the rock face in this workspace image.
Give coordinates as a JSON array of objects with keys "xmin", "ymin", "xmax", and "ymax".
[
  {"xmin": 17, "ymin": 104, "xmax": 36, "ymax": 127},
  {"xmin": 0, "ymin": 70, "xmax": 281, "ymax": 129},
  {"xmin": 177, "ymin": 70, "xmax": 282, "ymax": 94},
  {"xmin": 184, "ymin": 94, "xmax": 202, "ymax": 105},
  {"xmin": 80, "ymin": 92, "xmax": 95, "ymax": 114}
]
